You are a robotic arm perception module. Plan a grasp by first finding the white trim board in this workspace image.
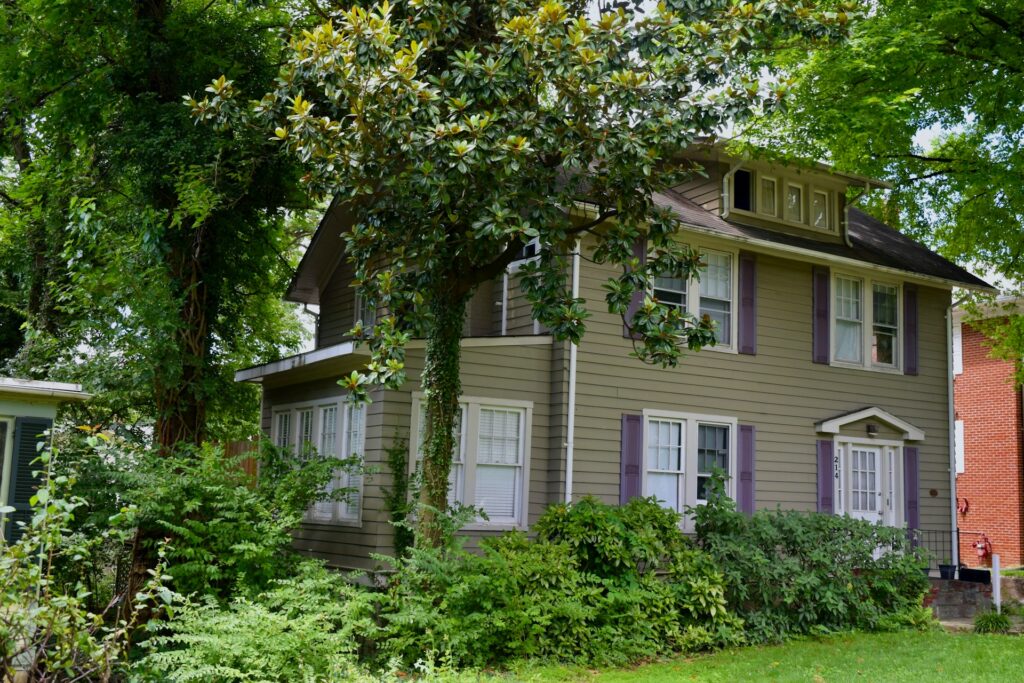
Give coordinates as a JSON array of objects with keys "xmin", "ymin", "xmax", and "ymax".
[{"xmin": 815, "ymin": 406, "xmax": 925, "ymax": 441}]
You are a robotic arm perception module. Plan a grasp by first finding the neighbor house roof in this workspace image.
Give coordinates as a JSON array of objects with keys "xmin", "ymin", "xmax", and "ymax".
[{"xmin": 654, "ymin": 189, "xmax": 993, "ymax": 291}]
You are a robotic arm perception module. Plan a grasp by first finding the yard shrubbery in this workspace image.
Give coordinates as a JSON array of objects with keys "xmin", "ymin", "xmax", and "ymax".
[
  {"xmin": 693, "ymin": 478, "xmax": 931, "ymax": 643},
  {"xmin": 4, "ymin": 442, "xmax": 934, "ymax": 682}
]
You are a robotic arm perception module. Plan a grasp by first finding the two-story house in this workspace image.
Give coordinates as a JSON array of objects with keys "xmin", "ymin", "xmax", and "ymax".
[{"xmin": 236, "ymin": 146, "xmax": 993, "ymax": 571}]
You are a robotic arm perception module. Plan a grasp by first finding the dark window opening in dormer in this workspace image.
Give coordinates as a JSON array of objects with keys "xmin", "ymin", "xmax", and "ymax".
[
  {"xmin": 512, "ymin": 237, "xmax": 540, "ymax": 262},
  {"xmin": 733, "ymin": 169, "xmax": 753, "ymax": 211}
]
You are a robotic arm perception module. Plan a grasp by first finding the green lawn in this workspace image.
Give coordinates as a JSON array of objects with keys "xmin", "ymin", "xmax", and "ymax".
[{"xmin": 509, "ymin": 631, "xmax": 1024, "ymax": 682}]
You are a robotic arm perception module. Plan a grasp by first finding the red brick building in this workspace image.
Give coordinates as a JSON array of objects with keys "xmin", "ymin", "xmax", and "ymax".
[{"xmin": 953, "ymin": 317, "xmax": 1024, "ymax": 568}]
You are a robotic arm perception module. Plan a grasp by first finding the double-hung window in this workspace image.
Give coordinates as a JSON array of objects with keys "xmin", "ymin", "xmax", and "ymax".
[
  {"xmin": 411, "ymin": 396, "xmax": 531, "ymax": 528},
  {"xmin": 643, "ymin": 410, "xmax": 736, "ymax": 522},
  {"xmin": 651, "ymin": 246, "xmax": 736, "ymax": 350},
  {"xmin": 272, "ymin": 398, "xmax": 367, "ymax": 524},
  {"xmin": 832, "ymin": 274, "xmax": 901, "ymax": 370},
  {"xmin": 354, "ymin": 292, "xmax": 376, "ymax": 329}
]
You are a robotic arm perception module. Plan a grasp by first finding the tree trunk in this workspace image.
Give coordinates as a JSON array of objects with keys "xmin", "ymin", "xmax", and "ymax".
[{"xmin": 416, "ymin": 286, "xmax": 469, "ymax": 546}]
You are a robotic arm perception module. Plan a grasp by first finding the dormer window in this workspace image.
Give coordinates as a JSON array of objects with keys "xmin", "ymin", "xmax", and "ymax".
[
  {"xmin": 759, "ymin": 176, "xmax": 777, "ymax": 217},
  {"xmin": 812, "ymin": 190, "xmax": 830, "ymax": 230},
  {"xmin": 729, "ymin": 168, "xmax": 836, "ymax": 232},
  {"xmin": 785, "ymin": 183, "xmax": 803, "ymax": 223}
]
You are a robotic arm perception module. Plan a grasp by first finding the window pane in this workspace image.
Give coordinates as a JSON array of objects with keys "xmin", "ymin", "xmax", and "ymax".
[
  {"xmin": 647, "ymin": 419, "xmax": 683, "ymax": 471},
  {"xmin": 700, "ymin": 298, "xmax": 731, "ymax": 344},
  {"xmin": 699, "ymin": 252, "xmax": 731, "ymax": 300},
  {"xmin": 733, "ymin": 169, "xmax": 752, "ymax": 211},
  {"xmin": 416, "ymin": 403, "xmax": 466, "ymax": 505},
  {"xmin": 298, "ymin": 409, "xmax": 314, "ymax": 456},
  {"xmin": 873, "ymin": 328, "xmax": 896, "ymax": 365},
  {"xmin": 653, "ymin": 274, "xmax": 687, "ymax": 311},
  {"xmin": 786, "ymin": 185, "xmax": 802, "ymax": 222},
  {"xmin": 475, "ymin": 465, "xmax": 517, "ymax": 518},
  {"xmin": 648, "ymin": 472, "xmax": 680, "ymax": 512},
  {"xmin": 873, "ymin": 284, "xmax": 898, "ymax": 327},
  {"xmin": 836, "ymin": 320, "xmax": 863, "ymax": 363},
  {"xmin": 697, "ymin": 424, "xmax": 729, "ymax": 501},
  {"xmin": 342, "ymin": 404, "xmax": 366, "ymax": 519},
  {"xmin": 478, "ymin": 409, "xmax": 521, "ymax": 465},
  {"xmin": 760, "ymin": 178, "xmax": 776, "ymax": 216},
  {"xmin": 812, "ymin": 191, "xmax": 829, "ymax": 229},
  {"xmin": 275, "ymin": 413, "xmax": 291, "ymax": 450}
]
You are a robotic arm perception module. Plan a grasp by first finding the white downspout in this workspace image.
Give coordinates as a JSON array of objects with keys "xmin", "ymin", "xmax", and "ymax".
[
  {"xmin": 721, "ymin": 163, "xmax": 742, "ymax": 219},
  {"xmin": 565, "ymin": 239, "xmax": 581, "ymax": 504},
  {"xmin": 947, "ymin": 295, "xmax": 968, "ymax": 568}
]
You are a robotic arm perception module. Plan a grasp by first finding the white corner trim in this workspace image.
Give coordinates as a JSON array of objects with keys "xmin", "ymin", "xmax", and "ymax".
[
  {"xmin": 815, "ymin": 406, "xmax": 925, "ymax": 441},
  {"xmin": 234, "ymin": 341, "xmax": 357, "ymax": 383}
]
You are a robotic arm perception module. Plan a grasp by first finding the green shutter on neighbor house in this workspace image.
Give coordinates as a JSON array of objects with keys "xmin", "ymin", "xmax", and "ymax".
[{"xmin": 3, "ymin": 417, "xmax": 52, "ymax": 544}]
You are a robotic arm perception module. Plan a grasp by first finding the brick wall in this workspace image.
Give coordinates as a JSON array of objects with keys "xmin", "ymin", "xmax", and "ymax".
[{"xmin": 954, "ymin": 322, "xmax": 1024, "ymax": 568}]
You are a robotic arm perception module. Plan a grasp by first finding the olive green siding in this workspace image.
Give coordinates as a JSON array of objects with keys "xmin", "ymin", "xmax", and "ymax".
[
  {"xmin": 568, "ymin": 232, "xmax": 952, "ymax": 532},
  {"xmin": 261, "ymin": 340, "xmax": 555, "ymax": 570}
]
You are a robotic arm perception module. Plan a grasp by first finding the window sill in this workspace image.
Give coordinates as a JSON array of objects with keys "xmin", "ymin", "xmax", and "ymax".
[
  {"xmin": 303, "ymin": 518, "xmax": 363, "ymax": 529},
  {"xmin": 463, "ymin": 521, "xmax": 526, "ymax": 532},
  {"xmin": 701, "ymin": 342, "xmax": 737, "ymax": 355},
  {"xmin": 829, "ymin": 360, "xmax": 904, "ymax": 375}
]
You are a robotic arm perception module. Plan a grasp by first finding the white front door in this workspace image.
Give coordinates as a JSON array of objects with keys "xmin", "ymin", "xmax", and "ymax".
[{"xmin": 849, "ymin": 447, "xmax": 883, "ymax": 523}]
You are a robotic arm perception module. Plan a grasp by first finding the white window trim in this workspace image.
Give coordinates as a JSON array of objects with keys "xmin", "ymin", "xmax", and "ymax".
[
  {"xmin": 830, "ymin": 272, "xmax": 903, "ymax": 373},
  {"xmin": 353, "ymin": 292, "xmax": 376, "ymax": 328},
  {"xmin": 650, "ymin": 244, "xmax": 739, "ymax": 354},
  {"xmin": 642, "ymin": 409, "xmax": 738, "ymax": 530},
  {"xmin": 832, "ymin": 436, "xmax": 905, "ymax": 528},
  {"xmin": 0, "ymin": 417, "xmax": 14, "ymax": 529},
  {"xmin": 408, "ymin": 393, "xmax": 533, "ymax": 531},
  {"xmin": 271, "ymin": 397, "xmax": 366, "ymax": 527}
]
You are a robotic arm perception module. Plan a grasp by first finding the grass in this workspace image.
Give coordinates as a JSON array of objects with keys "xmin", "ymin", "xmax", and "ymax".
[{"xmin": 504, "ymin": 630, "xmax": 1024, "ymax": 682}]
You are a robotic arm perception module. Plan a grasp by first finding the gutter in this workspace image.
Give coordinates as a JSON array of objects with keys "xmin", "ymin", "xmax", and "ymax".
[
  {"xmin": 947, "ymin": 293, "xmax": 969, "ymax": 568},
  {"xmin": 565, "ymin": 239, "xmax": 581, "ymax": 504}
]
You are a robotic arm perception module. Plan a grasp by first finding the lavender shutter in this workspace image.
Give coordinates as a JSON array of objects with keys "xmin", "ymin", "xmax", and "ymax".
[
  {"xmin": 812, "ymin": 266, "xmax": 830, "ymax": 364},
  {"xmin": 4, "ymin": 417, "xmax": 52, "ymax": 543},
  {"xmin": 738, "ymin": 252, "xmax": 757, "ymax": 355},
  {"xmin": 904, "ymin": 284, "xmax": 919, "ymax": 376},
  {"xmin": 904, "ymin": 447, "xmax": 920, "ymax": 530},
  {"xmin": 620, "ymin": 413, "xmax": 643, "ymax": 504},
  {"xmin": 816, "ymin": 439, "xmax": 834, "ymax": 514},
  {"xmin": 737, "ymin": 424, "xmax": 756, "ymax": 515},
  {"xmin": 623, "ymin": 238, "xmax": 647, "ymax": 339}
]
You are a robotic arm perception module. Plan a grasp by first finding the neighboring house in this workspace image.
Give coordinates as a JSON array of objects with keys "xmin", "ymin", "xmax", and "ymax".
[
  {"xmin": 953, "ymin": 303, "xmax": 1024, "ymax": 568},
  {"xmin": 236, "ymin": 146, "xmax": 993, "ymax": 571},
  {"xmin": 0, "ymin": 378, "xmax": 90, "ymax": 543}
]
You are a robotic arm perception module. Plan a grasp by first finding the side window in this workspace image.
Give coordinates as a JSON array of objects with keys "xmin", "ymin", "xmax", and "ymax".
[
  {"xmin": 644, "ymin": 413, "xmax": 735, "ymax": 515},
  {"xmin": 834, "ymin": 276, "xmax": 863, "ymax": 364},
  {"xmin": 699, "ymin": 250, "xmax": 733, "ymax": 345},
  {"xmin": 872, "ymin": 283, "xmax": 899, "ymax": 367},
  {"xmin": 732, "ymin": 169, "xmax": 753, "ymax": 211}
]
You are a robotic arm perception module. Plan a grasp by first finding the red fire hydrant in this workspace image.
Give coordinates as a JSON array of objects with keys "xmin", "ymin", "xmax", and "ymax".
[{"xmin": 974, "ymin": 534, "xmax": 992, "ymax": 559}]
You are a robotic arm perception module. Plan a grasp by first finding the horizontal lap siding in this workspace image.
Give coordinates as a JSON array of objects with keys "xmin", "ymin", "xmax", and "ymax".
[
  {"xmin": 318, "ymin": 259, "xmax": 355, "ymax": 347},
  {"xmin": 572, "ymin": 238, "xmax": 952, "ymax": 533}
]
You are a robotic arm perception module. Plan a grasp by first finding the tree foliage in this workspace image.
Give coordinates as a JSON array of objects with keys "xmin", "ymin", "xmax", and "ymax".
[
  {"xmin": 200, "ymin": 0, "xmax": 853, "ymax": 542},
  {"xmin": 752, "ymin": 2, "xmax": 1020, "ymax": 297}
]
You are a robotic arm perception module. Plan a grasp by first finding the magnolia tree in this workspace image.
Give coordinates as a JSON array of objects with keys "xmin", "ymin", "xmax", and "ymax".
[{"xmin": 192, "ymin": 0, "xmax": 852, "ymax": 543}]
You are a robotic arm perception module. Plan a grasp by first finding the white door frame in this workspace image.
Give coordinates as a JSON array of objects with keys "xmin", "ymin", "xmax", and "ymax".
[{"xmin": 833, "ymin": 436, "xmax": 904, "ymax": 527}]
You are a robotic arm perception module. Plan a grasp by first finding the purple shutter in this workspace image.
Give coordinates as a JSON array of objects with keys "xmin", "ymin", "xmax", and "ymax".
[
  {"xmin": 738, "ymin": 252, "xmax": 757, "ymax": 355},
  {"xmin": 737, "ymin": 424, "xmax": 756, "ymax": 515},
  {"xmin": 816, "ymin": 439, "xmax": 834, "ymax": 514},
  {"xmin": 620, "ymin": 413, "xmax": 643, "ymax": 504},
  {"xmin": 623, "ymin": 238, "xmax": 647, "ymax": 339},
  {"xmin": 904, "ymin": 446, "xmax": 920, "ymax": 530},
  {"xmin": 904, "ymin": 284, "xmax": 919, "ymax": 376},
  {"xmin": 812, "ymin": 266, "xmax": 830, "ymax": 364}
]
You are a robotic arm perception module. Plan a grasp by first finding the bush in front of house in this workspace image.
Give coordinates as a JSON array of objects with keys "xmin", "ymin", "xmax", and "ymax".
[
  {"xmin": 693, "ymin": 477, "xmax": 930, "ymax": 643},
  {"xmin": 376, "ymin": 496, "xmax": 744, "ymax": 669},
  {"xmin": 135, "ymin": 560, "xmax": 378, "ymax": 682}
]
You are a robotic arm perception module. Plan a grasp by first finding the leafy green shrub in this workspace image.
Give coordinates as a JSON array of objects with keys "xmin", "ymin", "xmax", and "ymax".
[
  {"xmin": 693, "ymin": 478, "xmax": 929, "ymax": 643},
  {"xmin": 377, "ymin": 497, "xmax": 742, "ymax": 669},
  {"xmin": 1, "ymin": 441, "xmax": 173, "ymax": 681},
  {"xmin": 136, "ymin": 561, "xmax": 378, "ymax": 682},
  {"xmin": 110, "ymin": 438, "xmax": 354, "ymax": 599},
  {"xmin": 974, "ymin": 610, "xmax": 1012, "ymax": 634}
]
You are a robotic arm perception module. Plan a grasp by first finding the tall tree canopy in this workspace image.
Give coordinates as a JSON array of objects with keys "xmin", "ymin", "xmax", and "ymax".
[
  {"xmin": 754, "ymin": 0, "xmax": 1022, "ymax": 282},
  {"xmin": 202, "ymin": 0, "xmax": 853, "ymax": 542},
  {"xmin": 0, "ymin": 0, "xmax": 313, "ymax": 443}
]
